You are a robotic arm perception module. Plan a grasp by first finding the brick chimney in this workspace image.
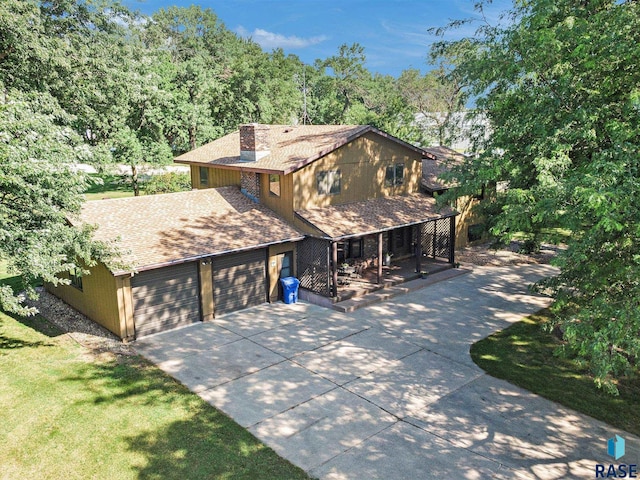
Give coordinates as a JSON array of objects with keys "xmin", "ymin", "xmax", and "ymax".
[{"xmin": 239, "ymin": 123, "xmax": 270, "ymax": 161}]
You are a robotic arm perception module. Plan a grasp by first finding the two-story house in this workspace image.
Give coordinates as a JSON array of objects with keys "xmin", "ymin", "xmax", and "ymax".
[
  {"xmin": 48, "ymin": 124, "xmax": 457, "ymax": 340},
  {"xmin": 421, "ymin": 145, "xmax": 487, "ymax": 247}
]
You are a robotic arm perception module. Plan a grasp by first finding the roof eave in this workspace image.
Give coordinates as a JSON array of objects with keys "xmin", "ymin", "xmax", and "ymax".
[
  {"xmin": 300, "ymin": 212, "xmax": 458, "ymax": 242},
  {"xmin": 110, "ymin": 235, "xmax": 306, "ymax": 276},
  {"xmin": 175, "ymin": 125, "xmax": 427, "ymax": 175}
]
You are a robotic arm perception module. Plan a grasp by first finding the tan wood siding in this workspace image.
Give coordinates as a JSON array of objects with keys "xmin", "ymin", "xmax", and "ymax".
[
  {"xmin": 46, "ymin": 262, "xmax": 122, "ymax": 337},
  {"xmin": 191, "ymin": 166, "xmax": 241, "ymax": 189},
  {"xmin": 292, "ymin": 132, "xmax": 422, "ymax": 211},
  {"xmin": 293, "ymin": 215, "xmax": 327, "ymax": 236},
  {"xmin": 259, "ymin": 173, "xmax": 294, "ymax": 222},
  {"xmin": 267, "ymin": 242, "xmax": 298, "ymax": 302},
  {"xmin": 199, "ymin": 260, "xmax": 214, "ymax": 321},
  {"xmin": 190, "ymin": 165, "xmax": 199, "ymax": 188},
  {"xmin": 116, "ymin": 275, "xmax": 135, "ymax": 340},
  {"xmin": 453, "ymin": 195, "xmax": 484, "ymax": 249}
]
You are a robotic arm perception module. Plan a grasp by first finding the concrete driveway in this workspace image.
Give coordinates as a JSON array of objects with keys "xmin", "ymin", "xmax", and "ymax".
[{"xmin": 135, "ymin": 264, "xmax": 639, "ymax": 479}]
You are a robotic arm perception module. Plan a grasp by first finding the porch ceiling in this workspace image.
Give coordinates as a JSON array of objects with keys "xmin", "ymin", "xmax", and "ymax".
[{"xmin": 295, "ymin": 194, "xmax": 456, "ymax": 240}]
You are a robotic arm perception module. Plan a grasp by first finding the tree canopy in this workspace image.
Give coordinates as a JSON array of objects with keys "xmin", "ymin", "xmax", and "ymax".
[
  {"xmin": 0, "ymin": 92, "xmax": 120, "ymax": 314},
  {"xmin": 432, "ymin": 0, "xmax": 640, "ymax": 391},
  {"xmin": 0, "ymin": 0, "xmax": 462, "ymax": 314}
]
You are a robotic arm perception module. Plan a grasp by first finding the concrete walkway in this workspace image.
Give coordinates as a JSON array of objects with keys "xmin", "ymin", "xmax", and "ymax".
[{"xmin": 135, "ymin": 265, "xmax": 639, "ymax": 479}]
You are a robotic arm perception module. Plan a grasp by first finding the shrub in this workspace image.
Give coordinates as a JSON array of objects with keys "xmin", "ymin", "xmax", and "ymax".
[{"xmin": 144, "ymin": 172, "xmax": 191, "ymax": 195}]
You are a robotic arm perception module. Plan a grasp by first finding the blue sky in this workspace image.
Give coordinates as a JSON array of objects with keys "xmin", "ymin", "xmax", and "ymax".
[{"xmin": 121, "ymin": 0, "xmax": 512, "ymax": 77}]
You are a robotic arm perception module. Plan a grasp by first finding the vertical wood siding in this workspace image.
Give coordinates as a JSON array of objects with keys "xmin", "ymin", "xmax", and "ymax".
[
  {"xmin": 453, "ymin": 195, "xmax": 484, "ymax": 249},
  {"xmin": 292, "ymin": 132, "xmax": 422, "ymax": 211},
  {"xmin": 46, "ymin": 262, "xmax": 122, "ymax": 337},
  {"xmin": 191, "ymin": 166, "xmax": 241, "ymax": 189},
  {"xmin": 259, "ymin": 173, "xmax": 295, "ymax": 222},
  {"xmin": 267, "ymin": 242, "xmax": 298, "ymax": 302}
]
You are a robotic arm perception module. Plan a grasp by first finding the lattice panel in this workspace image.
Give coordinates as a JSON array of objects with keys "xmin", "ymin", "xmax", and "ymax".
[
  {"xmin": 297, "ymin": 237, "xmax": 331, "ymax": 297},
  {"xmin": 421, "ymin": 222, "xmax": 435, "ymax": 257},
  {"xmin": 435, "ymin": 218, "xmax": 451, "ymax": 258},
  {"xmin": 420, "ymin": 217, "xmax": 452, "ymax": 260}
]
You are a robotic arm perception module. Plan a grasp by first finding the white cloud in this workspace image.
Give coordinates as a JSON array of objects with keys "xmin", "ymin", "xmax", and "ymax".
[{"xmin": 236, "ymin": 26, "xmax": 328, "ymax": 49}]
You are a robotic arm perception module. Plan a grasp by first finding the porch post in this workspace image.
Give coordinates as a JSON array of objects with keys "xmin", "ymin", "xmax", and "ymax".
[
  {"xmin": 449, "ymin": 216, "xmax": 456, "ymax": 264},
  {"xmin": 331, "ymin": 241, "xmax": 338, "ymax": 297},
  {"xmin": 432, "ymin": 220, "xmax": 437, "ymax": 259},
  {"xmin": 415, "ymin": 225, "xmax": 422, "ymax": 273},
  {"xmin": 377, "ymin": 232, "xmax": 383, "ymax": 284}
]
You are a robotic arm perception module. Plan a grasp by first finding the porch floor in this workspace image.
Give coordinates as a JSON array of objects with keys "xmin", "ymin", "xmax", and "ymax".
[{"xmin": 335, "ymin": 256, "xmax": 452, "ymax": 302}]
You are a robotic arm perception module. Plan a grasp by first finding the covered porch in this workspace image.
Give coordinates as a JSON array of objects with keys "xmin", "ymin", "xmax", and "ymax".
[
  {"xmin": 295, "ymin": 194, "xmax": 457, "ymax": 302},
  {"xmin": 334, "ymin": 255, "xmax": 452, "ymax": 302}
]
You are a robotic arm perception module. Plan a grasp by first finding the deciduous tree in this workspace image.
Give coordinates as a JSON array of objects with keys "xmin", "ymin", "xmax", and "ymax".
[
  {"xmin": 0, "ymin": 93, "xmax": 118, "ymax": 314},
  {"xmin": 433, "ymin": 0, "xmax": 640, "ymax": 391}
]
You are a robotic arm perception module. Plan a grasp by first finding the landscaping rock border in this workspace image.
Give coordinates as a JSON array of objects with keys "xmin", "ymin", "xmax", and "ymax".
[
  {"xmin": 456, "ymin": 241, "xmax": 559, "ymax": 267},
  {"xmin": 25, "ymin": 287, "xmax": 134, "ymax": 356}
]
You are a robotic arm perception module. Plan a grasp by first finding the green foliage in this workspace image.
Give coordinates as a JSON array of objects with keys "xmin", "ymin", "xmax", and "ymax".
[
  {"xmin": 83, "ymin": 174, "xmax": 134, "ymax": 201},
  {"xmin": 471, "ymin": 310, "xmax": 640, "ymax": 436},
  {"xmin": 0, "ymin": 0, "xmax": 470, "ymax": 315},
  {"xmin": 0, "ymin": 93, "xmax": 120, "ymax": 314},
  {"xmin": 144, "ymin": 172, "xmax": 191, "ymax": 195},
  {"xmin": 434, "ymin": 0, "xmax": 640, "ymax": 391},
  {"xmin": 0, "ymin": 309, "xmax": 310, "ymax": 479},
  {"xmin": 397, "ymin": 66, "xmax": 465, "ymax": 145}
]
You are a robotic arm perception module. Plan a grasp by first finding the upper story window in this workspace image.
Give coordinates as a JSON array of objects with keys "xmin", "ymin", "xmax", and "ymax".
[
  {"xmin": 269, "ymin": 174, "xmax": 281, "ymax": 197},
  {"xmin": 385, "ymin": 163, "xmax": 404, "ymax": 187},
  {"xmin": 317, "ymin": 170, "xmax": 341, "ymax": 195},
  {"xmin": 199, "ymin": 167, "xmax": 209, "ymax": 187},
  {"xmin": 70, "ymin": 267, "xmax": 83, "ymax": 291}
]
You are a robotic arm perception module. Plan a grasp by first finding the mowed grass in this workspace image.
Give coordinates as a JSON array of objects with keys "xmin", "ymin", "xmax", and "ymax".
[
  {"xmin": 83, "ymin": 173, "xmax": 135, "ymax": 201},
  {"xmin": 471, "ymin": 310, "xmax": 640, "ymax": 436},
  {"xmin": 0, "ymin": 267, "xmax": 310, "ymax": 480}
]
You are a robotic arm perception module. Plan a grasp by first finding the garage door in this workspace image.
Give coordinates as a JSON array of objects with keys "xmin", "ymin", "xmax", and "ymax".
[
  {"xmin": 131, "ymin": 262, "xmax": 201, "ymax": 337},
  {"xmin": 213, "ymin": 249, "xmax": 266, "ymax": 315}
]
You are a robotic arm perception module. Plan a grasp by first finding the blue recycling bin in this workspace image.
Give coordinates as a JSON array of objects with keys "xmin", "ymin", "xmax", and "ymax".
[{"xmin": 280, "ymin": 276, "xmax": 300, "ymax": 304}]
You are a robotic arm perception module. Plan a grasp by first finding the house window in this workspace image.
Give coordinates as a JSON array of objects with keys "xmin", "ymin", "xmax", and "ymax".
[
  {"xmin": 349, "ymin": 238, "xmax": 363, "ymax": 259},
  {"xmin": 336, "ymin": 239, "xmax": 363, "ymax": 262},
  {"xmin": 269, "ymin": 174, "xmax": 281, "ymax": 197},
  {"xmin": 70, "ymin": 267, "xmax": 83, "ymax": 291},
  {"xmin": 385, "ymin": 163, "xmax": 404, "ymax": 187},
  {"xmin": 317, "ymin": 170, "xmax": 341, "ymax": 195},
  {"xmin": 337, "ymin": 242, "xmax": 346, "ymax": 263},
  {"xmin": 199, "ymin": 167, "xmax": 209, "ymax": 187},
  {"xmin": 394, "ymin": 229, "xmax": 406, "ymax": 248}
]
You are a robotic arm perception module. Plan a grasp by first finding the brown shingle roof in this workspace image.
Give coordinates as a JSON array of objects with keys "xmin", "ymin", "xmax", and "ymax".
[
  {"xmin": 295, "ymin": 194, "xmax": 456, "ymax": 240},
  {"xmin": 421, "ymin": 146, "xmax": 465, "ymax": 192},
  {"xmin": 175, "ymin": 124, "xmax": 426, "ymax": 174},
  {"xmin": 77, "ymin": 187, "xmax": 303, "ymax": 274}
]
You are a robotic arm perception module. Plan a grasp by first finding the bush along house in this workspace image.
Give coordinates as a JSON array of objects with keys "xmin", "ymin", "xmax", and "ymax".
[{"xmin": 48, "ymin": 124, "xmax": 458, "ymax": 340}]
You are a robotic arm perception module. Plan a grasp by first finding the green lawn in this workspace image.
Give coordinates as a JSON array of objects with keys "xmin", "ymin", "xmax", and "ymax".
[
  {"xmin": 83, "ymin": 173, "xmax": 135, "ymax": 201},
  {"xmin": 471, "ymin": 310, "xmax": 640, "ymax": 436},
  {"xmin": 0, "ymin": 262, "xmax": 25, "ymax": 293},
  {"xmin": 0, "ymin": 268, "xmax": 309, "ymax": 480}
]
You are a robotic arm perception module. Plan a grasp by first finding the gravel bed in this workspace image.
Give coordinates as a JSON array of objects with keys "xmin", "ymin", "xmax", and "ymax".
[
  {"xmin": 25, "ymin": 287, "xmax": 135, "ymax": 356},
  {"xmin": 456, "ymin": 241, "xmax": 560, "ymax": 267}
]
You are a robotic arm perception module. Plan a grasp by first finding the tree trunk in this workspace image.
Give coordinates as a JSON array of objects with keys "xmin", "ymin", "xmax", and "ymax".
[
  {"xmin": 189, "ymin": 124, "xmax": 197, "ymax": 151},
  {"xmin": 131, "ymin": 163, "xmax": 140, "ymax": 197}
]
